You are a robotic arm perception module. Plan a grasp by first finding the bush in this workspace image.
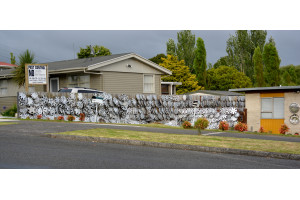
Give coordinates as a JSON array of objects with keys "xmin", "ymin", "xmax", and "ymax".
[
  {"xmin": 67, "ymin": 115, "xmax": 75, "ymax": 121},
  {"xmin": 279, "ymin": 124, "xmax": 289, "ymax": 135},
  {"xmin": 79, "ymin": 113, "xmax": 85, "ymax": 122},
  {"xmin": 194, "ymin": 118, "xmax": 209, "ymax": 130},
  {"xmin": 234, "ymin": 122, "xmax": 248, "ymax": 132},
  {"xmin": 37, "ymin": 114, "xmax": 42, "ymax": 119},
  {"xmin": 294, "ymin": 132, "xmax": 299, "ymax": 136},
  {"xmin": 259, "ymin": 126, "xmax": 265, "ymax": 133},
  {"xmin": 219, "ymin": 121, "xmax": 229, "ymax": 131},
  {"xmin": 57, "ymin": 116, "xmax": 64, "ymax": 121},
  {"xmin": 2, "ymin": 104, "xmax": 17, "ymax": 117},
  {"xmin": 182, "ymin": 121, "xmax": 192, "ymax": 129}
]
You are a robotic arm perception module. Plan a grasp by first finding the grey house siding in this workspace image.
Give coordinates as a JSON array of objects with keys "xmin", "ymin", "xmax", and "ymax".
[
  {"xmin": 90, "ymin": 74, "xmax": 102, "ymax": 91},
  {"xmin": 102, "ymin": 71, "xmax": 144, "ymax": 95},
  {"xmin": 155, "ymin": 75, "xmax": 161, "ymax": 95}
]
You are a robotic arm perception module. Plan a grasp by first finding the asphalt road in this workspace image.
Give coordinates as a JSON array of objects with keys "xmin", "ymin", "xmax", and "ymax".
[{"xmin": 0, "ymin": 121, "xmax": 300, "ymax": 169}]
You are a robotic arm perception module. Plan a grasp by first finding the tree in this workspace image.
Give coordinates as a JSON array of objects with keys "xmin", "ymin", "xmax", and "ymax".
[
  {"xmin": 10, "ymin": 52, "xmax": 16, "ymax": 64},
  {"xmin": 282, "ymin": 71, "xmax": 291, "ymax": 86},
  {"xmin": 263, "ymin": 39, "xmax": 281, "ymax": 86},
  {"xmin": 166, "ymin": 39, "xmax": 176, "ymax": 56},
  {"xmin": 193, "ymin": 37, "xmax": 207, "ymax": 87},
  {"xmin": 226, "ymin": 30, "xmax": 267, "ymax": 82},
  {"xmin": 77, "ymin": 45, "xmax": 111, "ymax": 58},
  {"xmin": 176, "ymin": 30, "xmax": 196, "ymax": 72},
  {"xmin": 149, "ymin": 53, "xmax": 167, "ymax": 65},
  {"xmin": 288, "ymin": 65, "xmax": 297, "ymax": 84},
  {"xmin": 159, "ymin": 55, "xmax": 202, "ymax": 94},
  {"xmin": 253, "ymin": 46, "xmax": 264, "ymax": 87},
  {"xmin": 13, "ymin": 49, "xmax": 36, "ymax": 87},
  {"xmin": 206, "ymin": 66, "xmax": 252, "ymax": 91},
  {"xmin": 213, "ymin": 56, "xmax": 229, "ymax": 68}
]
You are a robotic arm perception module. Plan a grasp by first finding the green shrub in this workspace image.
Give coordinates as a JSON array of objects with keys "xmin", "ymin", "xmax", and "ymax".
[
  {"xmin": 2, "ymin": 105, "xmax": 17, "ymax": 117},
  {"xmin": 194, "ymin": 118, "xmax": 209, "ymax": 135}
]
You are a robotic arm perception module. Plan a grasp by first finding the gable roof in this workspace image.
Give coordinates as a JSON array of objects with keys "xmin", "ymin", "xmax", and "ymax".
[
  {"xmin": 44, "ymin": 53, "xmax": 172, "ymax": 75},
  {"xmin": 0, "ymin": 62, "xmax": 18, "ymax": 67}
]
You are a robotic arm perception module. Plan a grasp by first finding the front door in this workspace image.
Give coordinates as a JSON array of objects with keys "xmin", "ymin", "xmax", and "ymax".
[{"xmin": 50, "ymin": 77, "xmax": 59, "ymax": 92}]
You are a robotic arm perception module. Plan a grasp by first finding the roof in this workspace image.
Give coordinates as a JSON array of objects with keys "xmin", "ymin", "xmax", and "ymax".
[
  {"xmin": 161, "ymin": 82, "xmax": 182, "ymax": 85},
  {"xmin": 229, "ymin": 86, "xmax": 300, "ymax": 93},
  {"xmin": 43, "ymin": 53, "xmax": 172, "ymax": 75},
  {"xmin": 0, "ymin": 62, "xmax": 17, "ymax": 67},
  {"xmin": 185, "ymin": 90, "xmax": 243, "ymax": 96}
]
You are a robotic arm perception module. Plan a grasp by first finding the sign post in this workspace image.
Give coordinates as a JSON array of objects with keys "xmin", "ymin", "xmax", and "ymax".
[
  {"xmin": 92, "ymin": 96, "xmax": 104, "ymax": 122},
  {"xmin": 25, "ymin": 64, "xmax": 48, "ymax": 92}
]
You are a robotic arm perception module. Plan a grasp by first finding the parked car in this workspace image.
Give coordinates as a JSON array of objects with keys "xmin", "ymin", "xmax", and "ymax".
[{"xmin": 58, "ymin": 87, "xmax": 103, "ymax": 94}]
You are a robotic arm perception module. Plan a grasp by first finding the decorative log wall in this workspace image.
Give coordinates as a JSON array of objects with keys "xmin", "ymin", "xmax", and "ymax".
[{"xmin": 17, "ymin": 92, "xmax": 245, "ymax": 129}]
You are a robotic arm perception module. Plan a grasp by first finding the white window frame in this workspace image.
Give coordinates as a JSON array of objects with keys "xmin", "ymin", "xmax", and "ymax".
[
  {"xmin": 50, "ymin": 77, "xmax": 59, "ymax": 92},
  {"xmin": 261, "ymin": 97, "xmax": 284, "ymax": 119},
  {"xmin": 143, "ymin": 74, "xmax": 155, "ymax": 93}
]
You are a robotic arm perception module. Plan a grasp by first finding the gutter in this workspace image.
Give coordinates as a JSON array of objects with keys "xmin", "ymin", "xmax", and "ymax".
[{"xmin": 84, "ymin": 68, "xmax": 102, "ymax": 75}]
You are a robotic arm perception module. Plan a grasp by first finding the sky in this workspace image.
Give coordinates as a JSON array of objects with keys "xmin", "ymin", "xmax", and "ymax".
[{"xmin": 0, "ymin": 30, "xmax": 300, "ymax": 67}]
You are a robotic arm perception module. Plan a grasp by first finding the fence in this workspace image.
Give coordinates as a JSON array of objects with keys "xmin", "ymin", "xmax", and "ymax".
[{"xmin": 17, "ymin": 92, "xmax": 246, "ymax": 129}]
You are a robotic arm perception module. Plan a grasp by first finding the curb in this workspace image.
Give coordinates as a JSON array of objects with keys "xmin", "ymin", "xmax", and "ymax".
[{"xmin": 47, "ymin": 134, "xmax": 300, "ymax": 160}]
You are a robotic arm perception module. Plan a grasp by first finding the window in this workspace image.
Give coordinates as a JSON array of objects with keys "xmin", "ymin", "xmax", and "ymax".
[
  {"xmin": 0, "ymin": 80, "xmax": 8, "ymax": 95},
  {"xmin": 67, "ymin": 75, "xmax": 90, "ymax": 88},
  {"xmin": 261, "ymin": 97, "xmax": 284, "ymax": 119},
  {"xmin": 144, "ymin": 74, "xmax": 155, "ymax": 93}
]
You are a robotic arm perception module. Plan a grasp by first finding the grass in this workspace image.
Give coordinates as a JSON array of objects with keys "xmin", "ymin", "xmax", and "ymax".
[
  {"xmin": 0, "ymin": 122, "xmax": 18, "ymax": 125},
  {"xmin": 48, "ymin": 128, "xmax": 300, "ymax": 155}
]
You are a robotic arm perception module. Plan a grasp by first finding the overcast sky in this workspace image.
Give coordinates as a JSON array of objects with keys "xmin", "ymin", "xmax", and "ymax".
[{"xmin": 0, "ymin": 30, "xmax": 299, "ymax": 67}]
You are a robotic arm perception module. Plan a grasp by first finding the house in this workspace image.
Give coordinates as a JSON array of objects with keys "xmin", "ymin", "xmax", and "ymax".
[
  {"xmin": 0, "ymin": 62, "xmax": 17, "ymax": 71},
  {"xmin": 229, "ymin": 86, "xmax": 300, "ymax": 134},
  {"xmin": 185, "ymin": 90, "xmax": 243, "ymax": 96},
  {"xmin": 0, "ymin": 53, "xmax": 172, "ymax": 112}
]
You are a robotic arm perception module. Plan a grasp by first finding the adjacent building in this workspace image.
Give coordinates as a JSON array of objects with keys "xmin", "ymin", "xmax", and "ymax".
[{"xmin": 230, "ymin": 86, "xmax": 300, "ymax": 134}]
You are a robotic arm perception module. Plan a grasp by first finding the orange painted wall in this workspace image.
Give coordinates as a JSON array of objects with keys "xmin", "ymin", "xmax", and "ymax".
[
  {"xmin": 261, "ymin": 119, "xmax": 284, "ymax": 134},
  {"xmin": 260, "ymin": 93, "xmax": 284, "ymax": 134}
]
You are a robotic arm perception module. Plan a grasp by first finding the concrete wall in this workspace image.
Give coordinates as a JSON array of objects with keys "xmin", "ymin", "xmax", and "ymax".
[
  {"xmin": 284, "ymin": 92, "xmax": 300, "ymax": 134},
  {"xmin": 245, "ymin": 93, "xmax": 261, "ymax": 132}
]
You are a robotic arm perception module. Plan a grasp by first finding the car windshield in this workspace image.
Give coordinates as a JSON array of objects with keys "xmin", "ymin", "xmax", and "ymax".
[
  {"xmin": 77, "ymin": 90, "xmax": 101, "ymax": 93},
  {"xmin": 58, "ymin": 89, "xmax": 72, "ymax": 93}
]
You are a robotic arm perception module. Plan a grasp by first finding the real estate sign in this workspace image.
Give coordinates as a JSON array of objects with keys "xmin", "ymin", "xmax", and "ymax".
[
  {"xmin": 25, "ymin": 64, "xmax": 48, "ymax": 92},
  {"xmin": 27, "ymin": 65, "xmax": 47, "ymax": 84}
]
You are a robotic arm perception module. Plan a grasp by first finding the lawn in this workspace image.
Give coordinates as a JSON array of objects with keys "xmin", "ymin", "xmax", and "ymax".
[
  {"xmin": 0, "ymin": 122, "xmax": 18, "ymax": 125},
  {"xmin": 48, "ymin": 128, "xmax": 300, "ymax": 155}
]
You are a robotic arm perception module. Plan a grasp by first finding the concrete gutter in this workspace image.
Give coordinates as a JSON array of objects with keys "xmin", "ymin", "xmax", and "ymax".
[{"xmin": 47, "ymin": 134, "xmax": 300, "ymax": 160}]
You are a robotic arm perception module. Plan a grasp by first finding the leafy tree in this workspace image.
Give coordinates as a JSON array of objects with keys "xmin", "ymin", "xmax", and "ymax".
[
  {"xmin": 253, "ymin": 46, "xmax": 264, "ymax": 87},
  {"xmin": 213, "ymin": 56, "xmax": 229, "ymax": 68},
  {"xmin": 263, "ymin": 39, "xmax": 281, "ymax": 86},
  {"xmin": 193, "ymin": 37, "xmax": 207, "ymax": 87},
  {"xmin": 288, "ymin": 65, "xmax": 297, "ymax": 84},
  {"xmin": 77, "ymin": 45, "xmax": 111, "ymax": 59},
  {"xmin": 206, "ymin": 66, "xmax": 252, "ymax": 91},
  {"xmin": 13, "ymin": 49, "xmax": 36, "ymax": 87},
  {"xmin": 226, "ymin": 30, "xmax": 267, "ymax": 82},
  {"xmin": 149, "ymin": 53, "xmax": 166, "ymax": 65},
  {"xmin": 166, "ymin": 39, "xmax": 176, "ymax": 56},
  {"xmin": 176, "ymin": 30, "xmax": 196, "ymax": 72},
  {"xmin": 280, "ymin": 65, "xmax": 300, "ymax": 85},
  {"xmin": 282, "ymin": 71, "xmax": 291, "ymax": 86},
  {"xmin": 10, "ymin": 52, "xmax": 16, "ymax": 64},
  {"xmin": 159, "ymin": 55, "xmax": 202, "ymax": 94}
]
